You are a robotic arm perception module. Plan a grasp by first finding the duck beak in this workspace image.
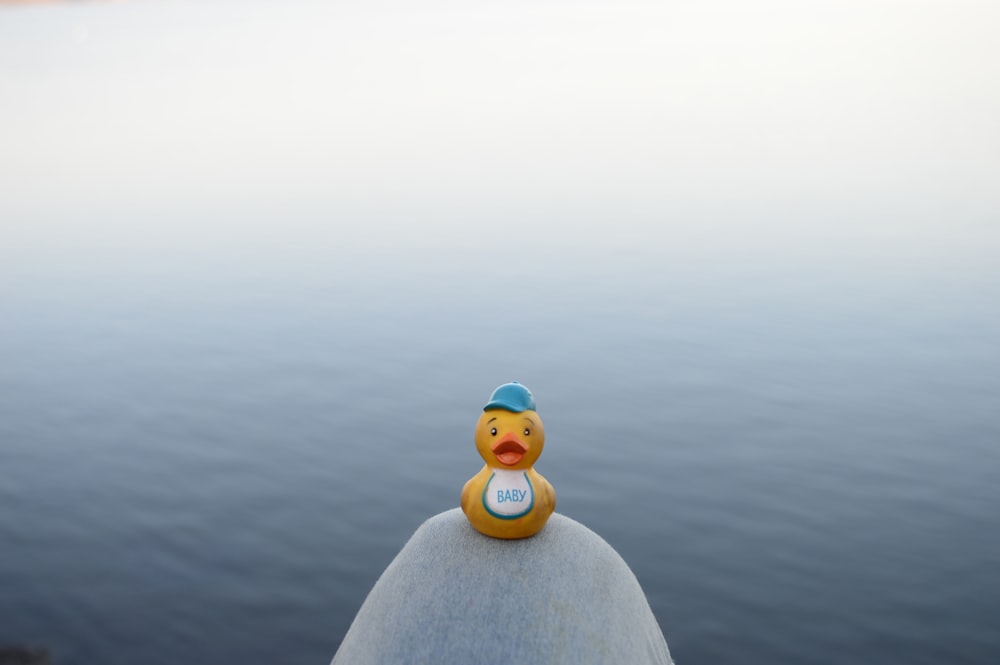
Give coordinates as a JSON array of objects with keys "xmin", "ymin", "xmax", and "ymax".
[{"xmin": 491, "ymin": 433, "xmax": 527, "ymax": 466}]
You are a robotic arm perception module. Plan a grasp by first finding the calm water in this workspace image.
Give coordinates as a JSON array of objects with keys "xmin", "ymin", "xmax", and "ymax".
[{"xmin": 2, "ymin": 2, "xmax": 1000, "ymax": 664}]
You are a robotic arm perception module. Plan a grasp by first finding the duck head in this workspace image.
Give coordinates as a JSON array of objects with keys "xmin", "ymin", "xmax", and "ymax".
[{"xmin": 474, "ymin": 382, "xmax": 545, "ymax": 471}]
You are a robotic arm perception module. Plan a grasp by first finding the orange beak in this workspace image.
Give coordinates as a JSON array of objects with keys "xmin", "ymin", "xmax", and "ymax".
[{"xmin": 490, "ymin": 433, "xmax": 527, "ymax": 466}]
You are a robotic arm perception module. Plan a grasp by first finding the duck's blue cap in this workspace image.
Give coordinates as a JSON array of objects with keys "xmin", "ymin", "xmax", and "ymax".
[{"xmin": 483, "ymin": 381, "xmax": 536, "ymax": 413}]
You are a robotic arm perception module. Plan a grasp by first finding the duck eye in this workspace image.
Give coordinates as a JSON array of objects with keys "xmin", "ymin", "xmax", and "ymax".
[
  {"xmin": 490, "ymin": 427, "xmax": 497, "ymax": 436},
  {"xmin": 523, "ymin": 428, "xmax": 531, "ymax": 436}
]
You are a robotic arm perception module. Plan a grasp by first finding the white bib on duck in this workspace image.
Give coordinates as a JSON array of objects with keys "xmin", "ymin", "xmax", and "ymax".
[{"xmin": 482, "ymin": 469, "xmax": 535, "ymax": 519}]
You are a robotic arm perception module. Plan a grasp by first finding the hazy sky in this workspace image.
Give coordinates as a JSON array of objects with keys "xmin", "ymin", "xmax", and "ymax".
[{"xmin": 1, "ymin": 0, "xmax": 998, "ymax": 256}]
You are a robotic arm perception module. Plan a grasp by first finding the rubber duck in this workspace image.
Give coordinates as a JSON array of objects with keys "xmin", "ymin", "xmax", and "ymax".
[{"xmin": 461, "ymin": 382, "xmax": 556, "ymax": 539}]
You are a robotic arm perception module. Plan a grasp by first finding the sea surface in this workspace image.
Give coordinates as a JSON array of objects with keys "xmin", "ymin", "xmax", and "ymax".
[{"xmin": 2, "ymin": 2, "xmax": 1000, "ymax": 664}]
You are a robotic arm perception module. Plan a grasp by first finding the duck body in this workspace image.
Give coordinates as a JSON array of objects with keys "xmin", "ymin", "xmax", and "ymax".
[
  {"xmin": 461, "ymin": 382, "xmax": 556, "ymax": 539},
  {"xmin": 462, "ymin": 465, "xmax": 555, "ymax": 539}
]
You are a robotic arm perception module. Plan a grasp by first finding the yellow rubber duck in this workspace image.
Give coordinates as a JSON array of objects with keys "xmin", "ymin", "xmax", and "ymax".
[{"xmin": 461, "ymin": 382, "xmax": 556, "ymax": 539}]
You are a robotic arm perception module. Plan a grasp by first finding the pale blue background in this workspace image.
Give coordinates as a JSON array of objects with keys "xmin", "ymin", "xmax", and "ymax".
[{"xmin": 2, "ymin": 1, "xmax": 999, "ymax": 664}]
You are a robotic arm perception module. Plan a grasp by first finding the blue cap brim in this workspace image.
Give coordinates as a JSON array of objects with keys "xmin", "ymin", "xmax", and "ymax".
[{"xmin": 484, "ymin": 398, "xmax": 528, "ymax": 412}]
